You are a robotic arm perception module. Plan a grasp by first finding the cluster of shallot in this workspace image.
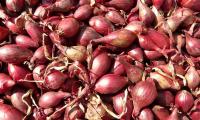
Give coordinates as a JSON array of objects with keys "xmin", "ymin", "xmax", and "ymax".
[{"xmin": 0, "ymin": 0, "xmax": 200, "ymax": 120}]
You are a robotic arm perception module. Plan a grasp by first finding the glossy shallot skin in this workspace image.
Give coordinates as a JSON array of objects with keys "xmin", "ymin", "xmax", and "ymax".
[{"xmin": 0, "ymin": 0, "xmax": 199, "ymax": 119}]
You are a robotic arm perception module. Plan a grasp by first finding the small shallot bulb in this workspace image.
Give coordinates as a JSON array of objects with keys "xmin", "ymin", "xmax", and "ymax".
[
  {"xmin": 130, "ymin": 80, "xmax": 157, "ymax": 116},
  {"xmin": 49, "ymin": 0, "xmax": 74, "ymax": 12},
  {"xmin": 8, "ymin": 64, "xmax": 31, "ymax": 81},
  {"xmin": 89, "ymin": 16, "xmax": 114, "ymax": 35},
  {"xmin": 0, "ymin": 73, "xmax": 15, "ymax": 94},
  {"xmin": 30, "ymin": 45, "xmax": 50, "ymax": 65},
  {"xmin": 95, "ymin": 74, "xmax": 128, "ymax": 94},
  {"xmin": 144, "ymin": 50, "xmax": 162, "ymax": 60},
  {"xmin": 74, "ymin": 5, "xmax": 93, "ymax": 20},
  {"xmin": 44, "ymin": 70, "xmax": 68, "ymax": 90},
  {"xmin": 185, "ymin": 33, "xmax": 200, "ymax": 56},
  {"xmin": 138, "ymin": 108, "xmax": 154, "ymax": 120},
  {"xmin": 58, "ymin": 18, "xmax": 80, "ymax": 38},
  {"xmin": 33, "ymin": 65, "xmax": 46, "ymax": 89},
  {"xmin": 175, "ymin": 90, "xmax": 194, "ymax": 113},
  {"xmin": 76, "ymin": 26, "xmax": 101, "ymax": 46},
  {"xmin": 92, "ymin": 29, "xmax": 137, "ymax": 48},
  {"xmin": 105, "ymin": 10, "xmax": 125, "ymax": 25},
  {"xmin": 90, "ymin": 51, "xmax": 112, "ymax": 80},
  {"xmin": 125, "ymin": 21, "xmax": 146, "ymax": 34},
  {"xmin": 128, "ymin": 47, "xmax": 144, "ymax": 62},
  {"xmin": 55, "ymin": 44, "xmax": 87, "ymax": 62},
  {"xmin": 6, "ymin": 0, "xmax": 24, "ymax": 12},
  {"xmin": 138, "ymin": 0, "xmax": 155, "ymax": 26},
  {"xmin": 0, "ymin": 103, "xmax": 24, "ymax": 120},
  {"xmin": 25, "ymin": 20, "xmax": 43, "ymax": 44},
  {"xmin": 15, "ymin": 35, "xmax": 39, "ymax": 48},
  {"xmin": 8, "ymin": 64, "xmax": 35, "ymax": 89},
  {"xmin": 11, "ymin": 89, "xmax": 31, "ymax": 113},
  {"xmin": 65, "ymin": 46, "xmax": 87, "ymax": 62},
  {"xmin": 0, "ymin": 45, "xmax": 33, "ymax": 64},
  {"xmin": 147, "ymin": 29, "xmax": 170, "ymax": 49},
  {"xmin": 39, "ymin": 91, "xmax": 71, "ymax": 108},
  {"xmin": 185, "ymin": 66, "xmax": 200, "ymax": 90}
]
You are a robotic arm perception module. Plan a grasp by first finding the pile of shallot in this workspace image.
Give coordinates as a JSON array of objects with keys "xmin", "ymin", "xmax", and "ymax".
[{"xmin": 0, "ymin": 0, "xmax": 200, "ymax": 119}]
